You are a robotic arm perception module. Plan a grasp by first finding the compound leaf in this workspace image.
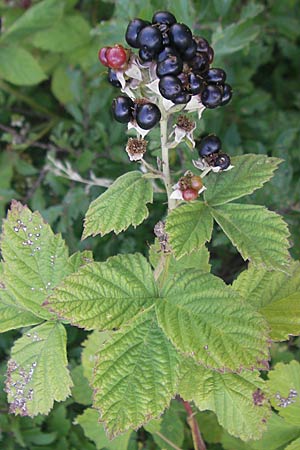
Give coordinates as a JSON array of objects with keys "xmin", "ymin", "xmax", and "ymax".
[
  {"xmin": 165, "ymin": 202, "xmax": 213, "ymax": 259},
  {"xmin": 210, "ymin": 203, "xmax": 290, "ymax": 271},
  {"xmin": 92, "ymin": 309, "xmax": 179, "ymax": 438},
  {"xmin": 233, "ymin": 262, "xmax": 300, "ymax": 340},
  {"xmin": 5, "ymin": 321, "xmax": 72, "ymax": 417},
  {"xmin": 82, "ymin": 171, "xmax": 153, "ymax": 238},
  {"xmin": 204, "ymin": 155, "xmax": 282, "ymax": 206},
  {"xmin": 178, "ymin": 356, "xmax": 271, "ymax": 440},
  {"xmin": 45, "ymin": 253, "xmax": 158, "ymax": 330},
  {"xmin": 156, "ymin": 270, "xmax": 270, "ymax": 371}
]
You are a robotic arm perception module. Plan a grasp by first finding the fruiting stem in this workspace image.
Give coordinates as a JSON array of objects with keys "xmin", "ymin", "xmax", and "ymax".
[
  {"xmin": 160, "ymin": 113, "xmax": 176, "ymax": 210},
  {"xmin": 182, "ymin": 400, "xmax": 206, "ymax": 450}
]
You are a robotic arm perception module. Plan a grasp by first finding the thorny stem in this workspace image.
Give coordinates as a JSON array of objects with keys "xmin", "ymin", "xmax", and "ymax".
[{"xmin": 182, "ymin": 400, "xmax": 206, "ymax": 450}]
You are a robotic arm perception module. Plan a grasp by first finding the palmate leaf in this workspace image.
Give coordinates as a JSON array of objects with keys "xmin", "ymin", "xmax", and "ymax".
[
  {"xmin": 267, "ymin": 361, "xmax": 300, "ymax": 426},
  {"xmin": 178, "ymin": 356, "xmax": 271, "ymax": 441},
  {"xmin": 210, "ymin": 203, "xmax": 290, "ymax": 271},
  {"xmin": 92, "ymin": 309, "xmax": 179, "ymax": 438},
  {"xmin": 82, "ymin": 171, "xmax": 153, "ymax": 239},
  {"xmin": 45, "ymin": 253, "xmax": 158, "ymax": 330},
  {"xmin": 233, "ymin": 262, "xmax": 300, "ymax": 340},
  {"xmin": 165, "ymin": 202, "xmax": 213, "ymax": 259},
  {"xmin": 156, "ymin": 270, "xmax": 270, "ymax": 371},
  {"xmin": 204, "ymin": 155, "xmax": 282, "ymax": 206},
  {"xmin": 5, "ymin": 321, "xmax": 72, "ymax": 417},
  {"xmin": 0, "ymin": 201, "xmax": 76, "ymax": 319}
]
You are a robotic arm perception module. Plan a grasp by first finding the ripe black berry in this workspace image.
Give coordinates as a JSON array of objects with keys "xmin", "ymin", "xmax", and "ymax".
[
  {"xmin": 190, "ymin": 53, "xmax": 209, "ymax": 74},
  {"xmin": 188, "ymin": 72, "xmax": 205, "ymax": 95},
  {"xmin": 169, "ymin": 23, "xmax": 193, "ymax": 51},
  {"xmin": 125, "ymin": 18, "xmax": 150, "ymax": 48},
  {"xmin": 137, "ymin": 26, "xmax": 163, "ymax": 53},
  {"xmin": 214, "ymin": 153, "xmax": 231, "ymax": 170},
  {"xmin": 112, "ymin": 96, "xmax": 134, "ymax": 123},
  {"xmin": 107, "ymin": 69, "xmax": 121, "ymax": 88},
  {"xmin": 207, "ymin": 46, "xmax": 214, "ymax": 63},
  {"xmin": 201, "ymin": 85, "xmax": 223, "ymax": 108},
  {"xmin": 180, "ymin": 39, "xmax": 197, "ymax": 61},
  {"xmin": 139, "ymin": 47, "xmax": 155, "ymax": 62},
  {"xmin": 197, "ymin": 134, "xmax": 221, "ymax": 157},
  {"xmin": 152, "ymin": 11, "xmax": 177, "ymax": 26},
  {"xmin": 156, "ymin": 55, "xmax": 183, "ymax": 78},
  {"xmin": 135, "ymin": 103, "xmax": 161, "ymax": 130},
  {"xmin": 194, "ymin": 36, "xmax": 210, "ymax": 53},
  {"xmin": 162, "ymin": 32, "xmax": 170, "ymax": 46},
  {"xmin": 172, "ymin": 92, "xmax": 192, "ymax": 104},
  {"xmin": 157, "ymin": 46, "xmax": 179, "ymax": 63},
  {"xmin": 220, "ymin": 83, "xmax": 233, "ymax": 106},
  {"xmin": 159, "ymin": 76, "xmax": 183, "ymax": 100},
  {"xmin": 203, "ymin": 68, "xmax": 226, "ymax": 85}
]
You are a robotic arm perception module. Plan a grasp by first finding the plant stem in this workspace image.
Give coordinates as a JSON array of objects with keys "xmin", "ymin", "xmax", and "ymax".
[
  {"xmin": 182, "ymin": 400, "xmax": 206, "ymax": 450},
  {"xmin": 160, "ymin": 114, "xmax": 176, "ymax": 211},
  {"xmin": 155, "ymin": 431, "xmax": 183, "ymax": 450}
]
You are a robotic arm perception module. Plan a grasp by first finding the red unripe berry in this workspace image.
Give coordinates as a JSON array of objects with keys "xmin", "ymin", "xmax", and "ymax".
[
  {"xmin": 182, "ymin": 188, "xmax": 198, "ymax": 201},
  {"xmin": 106, "ymin": 45, "xmax": 127, "ymax": 69},
  {"xmin": 21, "ymin": 0, "xmax": 31, "ymax": 8},
  {"xmin": 190, "ymin": 175, "xmax": 203, "ymax": 191},
  {"xmin": 98, "ymin": 47, "xmax": 109, "ymax": 67}
]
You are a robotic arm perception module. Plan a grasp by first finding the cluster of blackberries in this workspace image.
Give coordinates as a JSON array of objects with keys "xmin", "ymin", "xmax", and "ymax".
[
  {"xmin": 112, "ymin": 96, "xmax": 161, "ymax": 130},
  {"xmin": 125, "ymin": 11, "xmax": 232, "ymax": 107},
  {"xmin": 196, "ymin": 134, "xmax": 231, "ymax": 170}
]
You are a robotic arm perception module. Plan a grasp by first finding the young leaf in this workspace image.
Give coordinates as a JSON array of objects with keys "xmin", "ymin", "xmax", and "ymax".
[
  {"xmin": 178, "ymin": 356, "xmax": 271, "ymax": 440},
  {"xmin": 210, "ymin": 203, "xmax": 290, "ymax": 271},
  {"xmin": 82, "ymin": 171, "xmax": 153, "ymax": 238},
  {"xmin": 165, "ymin": 202, "xmax": 213, "ymax": 259},
  {"xmin": 156, "ymin": 270, "xmax": 270, "ymax": 371},
  {"xmin": 267, "ymin": 361, "xmax": 300, "ymax": 426},
  {"xmin": 0, "ymin": 46, "xmax": 47, "ymax": 86},
  {"xmin": 5, "ymin": 321, "xmax": 72, "ymax": 417},
  {"xmin": 1, "ymin": 201, "xmax": 74, "ymax": 319},
  {"xmin": 212, "ymin": 20, "xmax": 260, "ymax": 56},
  {"xmin": 233, "ymin": 262, "xmax": 300, "ymax": 340},
  {"xmin": 45, "ymin": 253, "xmax": 158, "ymax": 330},
  {"xmin": 204, "ymin": 155, "xmax": 282, "ymax": 206},
  {"xmin": 92, "ymin": 309, "xmax": 179, "ymax": 438},
  {"xmin": 0, "ymin": 288, "xmax": 41, "ymax": 333}
]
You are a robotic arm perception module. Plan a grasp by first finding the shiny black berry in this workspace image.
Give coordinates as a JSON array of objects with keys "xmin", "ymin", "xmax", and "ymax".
[
  {"xmin": 112, "ymin": 96, "xmax": 134, "ymax": 123},
  {"xmin": 156, "ymin": 55, "xmax": 183, "ymax": 77},
  {"xmin": 139, "ymin": 47, "xmax": 155, "ymax": 62},
  {"xmin": 162, "ymin": 32, "xmax": 170, "ymax": 46},
  {"xmin": 137, "ymin": 26, "xmax": 163, "ymax": 53},
  {"xmin": 201, "ymin": 85, "xmax": 223, "ymax": 108},
  {"xmin": 157, "ymin": 46, "xmax": 180, "ymax": 63},
  {"xmin": 135, "ymin": 103, "xmax": 161, "ymax": 130},
  {"xmin": 188, "ymin": 72, "xmax": 205, "ymax": 95},
  {"xmin": 169, "ymin": 23, "xmax": 193, "ymax": 51},
  {"xmin": 194, "ymin": 36, "xmax": 210, "ymax": 53},
  {"xmin": 220, "ymin": 83, "xmax": 232, "ymax": 106},
  {"xmin": 214, "ymin": 153, "xmax": 231, "ymax": 170},
  {"xmin": 172, "ymin": 92, "xmax": 192, "ymax": 104},
  {"xmin": 159, "ymin": 76, "xmax": 183, "ymax": 100},
  {"xmin": 180, "ymin": 39, "xmax": 197, "ymax": 60},
  {"xmin": 107, "ymin": 69, "xmax": 121, "ymax": 88},
  {"xmin": 207, "ymin": 46, "xmax": 214, "ymax": 63},
  {"xmin": 190, "ymin": 53, "xmax": 209, "ymax": 73},
  {"xmin": 125, "ymin": 18, "xmax": 150, "ymax": 48},
  {"xmin": 203, "ymin": 68, "xmax": 226, "ymax": 85},
  {"xmin": 152, "ymin": 11, "xmax": 177, "ymax": 26},
  {"xmin": 197, "ymin": 134, "xmax": 222, "ymax": 157}
]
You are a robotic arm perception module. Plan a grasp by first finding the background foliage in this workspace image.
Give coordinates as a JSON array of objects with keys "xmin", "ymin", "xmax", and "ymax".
[{"xmin": 0, "ymin": 0, "xmax": 299, "ymax": 448}]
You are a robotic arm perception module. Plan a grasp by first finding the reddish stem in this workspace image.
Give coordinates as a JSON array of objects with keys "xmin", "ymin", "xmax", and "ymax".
[{"xmin": 182, "ymin": 400, "xmax": 206, "ymax": 450}]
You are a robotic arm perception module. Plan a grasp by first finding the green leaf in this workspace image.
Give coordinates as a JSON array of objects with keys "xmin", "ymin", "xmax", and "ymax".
[
  {"xmin": 267, "ymin": 361, "xmax": 300, "ymax": 426},
  {"xmin": 1, "ymin": 201, "xmax": 74, "ymax": 319},
  {"xmin": 71, "ymin": 365, "xmax": 92, "ymax": 406},
  {"xmin": 1, "ymin": 0, "xmax": 64, "ymax": 41},
  {"xmin": 92, "ymin": 309, "xmax": 179, "ymax": 438},
  {"xmin": 6, "ymin": 321, "xmax": 72, "ymax": 417},
  {"xmin": 82, "ymin": 331, "xmax": 112, "ymax": 381},
  {"xmin": 286, "ymin": 437, "xmax": 300, "ymax": 450},
  {"xmin": 75, "ymin": 408, "xmax": 133, "ymax": 450},
  {"xmin": 233, "ymin": 262, "xmax": 300, "ymax": 340},
  {"xmin": 0, "ymin": 46, "xmax": 47, "ymax": 86},
  {"xmin": 82, "ymin": 171, "xmax": 153, "ymax": 239},
  {"xmin": 178, "ymin": 356, "xmax": 271, "ymax": 440},
  {"xmin": 51, "ymin": 65, "xmax": 76, "ymax": 104},
  {"xmin": 156, "ymin": 270, "xmax": 270, "ymax": 371},
  {"xmin": 212, "ymin": 20, "xmax": 260, "ymax": 56},
  {"xmin": 45, "ymin": 253, "xmax": 158, "ymax": 330},
  {"xmin": 32, "ymin": 15, "xmax": 91, "ymax": 52},
  {"xmin": 0, "ymin": 288, "xmax": 41, "ymax": 333},
  {"xmin": 165, "ymin": 202, "xmax": 213, "ymax": 259},
  {"xmin": 204, "ymin": 155, "xmax": 282, "ymax": 206},
  {"xmin": 210, "ymin": 203, "xmax": 290, "ymax": 271},
  {"xmin": 213, "ymin": 0, "xmax": 233, "ymax": 16}
]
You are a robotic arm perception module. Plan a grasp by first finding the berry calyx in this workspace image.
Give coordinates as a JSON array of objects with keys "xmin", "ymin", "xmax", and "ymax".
[
  {"xmin": 182, "ymin": 188, "xmax": 198, "ymax": 201},
  {"xmin": 190, "ymin": 175, "xmax": 203, "ymax": 191},
  {"xmin": 135, "ymin": 103, "xmax": 161, "ymax": 130},
  {"xmin": 197, "ymin": 134, "xmax": 221, "ymax": 157},
  {"xmin": 112, "ymin": 96, "xmax": 134, "ymax": 123}
]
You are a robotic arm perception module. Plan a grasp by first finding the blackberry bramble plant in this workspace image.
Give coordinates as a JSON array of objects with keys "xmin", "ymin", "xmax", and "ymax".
[{"xmin": 1, "ymin": 9, "xmax": 300, "ymax": 450}]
